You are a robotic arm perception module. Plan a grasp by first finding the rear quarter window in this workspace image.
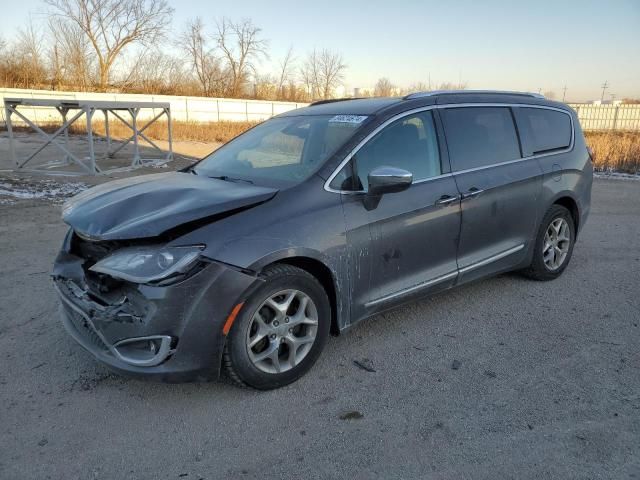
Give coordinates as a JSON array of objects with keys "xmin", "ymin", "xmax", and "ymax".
[
  {"xmin": 514, "ymin": 107, "xmax": 572, "ymax": 155},
  {"xmin": 441, "ymin": 107, "xmax": 521, "ymax": 171}
]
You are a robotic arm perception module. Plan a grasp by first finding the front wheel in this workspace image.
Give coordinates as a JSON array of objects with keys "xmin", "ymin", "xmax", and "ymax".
[
  {"xmin": 223, "ymin": 264, "xmax": 331, "ymax": 389},
  {"xmin": 523, "ymin": 204, "xmax": 576, "ymax": 281}
]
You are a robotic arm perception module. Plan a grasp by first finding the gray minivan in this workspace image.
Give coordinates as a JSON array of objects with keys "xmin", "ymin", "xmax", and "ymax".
[{"xmin": 53, "ymin": 91, "xmax": 593, "ymax": 389}]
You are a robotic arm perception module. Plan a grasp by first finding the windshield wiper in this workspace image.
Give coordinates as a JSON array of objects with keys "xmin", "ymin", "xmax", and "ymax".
[{"xmin": 207, "ymin": 175, "xmax": 254, "ymax": 184}]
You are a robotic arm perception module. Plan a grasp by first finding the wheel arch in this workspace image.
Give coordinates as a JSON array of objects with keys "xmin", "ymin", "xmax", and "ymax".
[
  {"xmin": 552, "ymin": 194, "xmax": 580, "ymax": 235},
  {"xmin": 260, "ymin": 255, "xmax": 341, "ymax": 336}
]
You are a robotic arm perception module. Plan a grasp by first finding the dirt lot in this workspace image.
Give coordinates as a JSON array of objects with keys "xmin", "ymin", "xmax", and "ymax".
[
  {"xmin": 0, "ymin": 134, "xmax": 639, "ymax": 479},
  {"xmin": 0, "ymin": 131, "xmax": 218, "ymax": 183}
]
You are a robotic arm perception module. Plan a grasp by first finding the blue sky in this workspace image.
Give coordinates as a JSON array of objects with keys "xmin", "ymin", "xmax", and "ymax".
[{"xmin": 2, "ymin": 0, "xmax": 639, "ymax": 101}]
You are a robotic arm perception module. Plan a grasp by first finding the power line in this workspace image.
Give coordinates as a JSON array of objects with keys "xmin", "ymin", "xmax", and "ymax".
[
  {"xmin": 601, "ymin": 81, "xmax": 609, "ymax": 102},
  {"xmin": 562, "ymin": 85, "xmax": 568, "ymax": 102}
]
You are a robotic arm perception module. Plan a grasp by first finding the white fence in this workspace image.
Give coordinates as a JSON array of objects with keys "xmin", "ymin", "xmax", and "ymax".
[
  {"xmin": 568, "ymin": 104, "xmax": 640, "ymax": 131},
  {"xmin": 2, "ymin": 88, "xmax": 639, "ymax": 131},
  {"xmin": 0, "ymin": 87, "xmax": 308, "ymax": 125}
]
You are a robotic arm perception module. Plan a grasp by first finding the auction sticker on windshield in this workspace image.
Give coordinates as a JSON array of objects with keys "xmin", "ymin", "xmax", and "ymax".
[{"xmin": 329, "ymin": 115, "xmax": 368, "ymax": 125}]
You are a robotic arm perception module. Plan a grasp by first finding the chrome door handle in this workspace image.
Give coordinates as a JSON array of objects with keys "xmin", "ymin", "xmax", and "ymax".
[
  {"xmin": 461, "ymin": 187, "xmax": 484, "ymax": 199},
  {"xmin": 435, "ymin": 195, "xmax": 460, "ymax": 206}
]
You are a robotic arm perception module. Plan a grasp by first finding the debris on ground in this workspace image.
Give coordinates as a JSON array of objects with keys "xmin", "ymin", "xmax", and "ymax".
[
  {"xmin": 340, "ymin": 411, "xmax": 364, "ymax": 420},
  {"xmin": 353, "ymin": 359, "xmax": 376, "ymax": 372}
]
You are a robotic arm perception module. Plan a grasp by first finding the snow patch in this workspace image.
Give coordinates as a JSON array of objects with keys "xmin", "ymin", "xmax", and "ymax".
[
  {"xmin": 594, "ymin": 171, "xmax": 640, "ymax": 181},
  {"xmin": 0, "ymin": 180, "xmax": 88, "ymax": 203}
]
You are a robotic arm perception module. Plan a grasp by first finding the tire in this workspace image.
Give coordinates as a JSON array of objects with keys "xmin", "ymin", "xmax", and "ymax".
[
  {"xmin": 523, "ymin": 204, "xmax": 576, "ymax": 281},
  {"xmin": 223, "ymin": 264, "xmax": 331, "ymax": 389}
]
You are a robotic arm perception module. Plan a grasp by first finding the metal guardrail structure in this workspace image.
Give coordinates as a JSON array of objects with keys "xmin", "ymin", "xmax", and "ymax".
[{"xmin": 4, "ymin": 97, "xmax": 173, "ymax": 175}]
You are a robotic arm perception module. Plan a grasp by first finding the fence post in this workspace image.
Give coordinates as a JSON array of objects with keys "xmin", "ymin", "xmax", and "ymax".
[
  {"xmin": 612, "ymin": 106, "xmax": 619, "ymax": 131},
  {"xmin": 185, "ymin": 97, "xmax": 189, "ymax": 122}
]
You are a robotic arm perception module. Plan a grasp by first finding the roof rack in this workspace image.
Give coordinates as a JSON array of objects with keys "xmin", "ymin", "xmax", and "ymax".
[
  {"xmin": 403, "ymin": 90, "xmax": 545, "ymax": 100},
  {"xmin": 309, "ymin": 97, "xmax": 366, "ymax": 106}
]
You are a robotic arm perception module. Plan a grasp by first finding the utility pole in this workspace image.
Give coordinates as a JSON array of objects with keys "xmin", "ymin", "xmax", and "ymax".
[
  {"xmin": 600, "ymin": 81, "xmax": 609, "ymax": 102},
  {"xmin": 562, "ymin": 85, "xmax": 568, "ymax": 102}
]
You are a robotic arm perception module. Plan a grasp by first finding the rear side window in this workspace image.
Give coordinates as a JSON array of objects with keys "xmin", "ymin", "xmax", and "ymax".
[
  {"xmin": 441, "ymin": 107, "xmax": 521, "ymax": 171},
  {"xmin": 515, "ymin": 107, "xmax": 572, "ymax": 155}
]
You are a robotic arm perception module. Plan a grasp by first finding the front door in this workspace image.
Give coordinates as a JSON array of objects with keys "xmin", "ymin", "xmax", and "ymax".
[{"xmin": 335, "ymin": 110, "xmax": 461, "ymax": 320}]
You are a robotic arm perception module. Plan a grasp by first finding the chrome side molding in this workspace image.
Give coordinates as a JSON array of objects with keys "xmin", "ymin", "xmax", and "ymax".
[{"xmin": 365, "ymin": 243, "xmax": 526, "ymax": 307}]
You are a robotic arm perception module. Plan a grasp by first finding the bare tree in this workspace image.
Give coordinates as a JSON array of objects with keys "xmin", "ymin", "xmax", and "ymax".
[
  {"xmin": 121, "ymin": 49, "xmax": 186, "ymax": 94},
  {"xmin": 49, "ymin": 18, "xmax": 94, "ymax": 90},
  {"xmin": 404, "ymin": 82, "xmax": 430, "ymax": 95},
  {"xmin": 301, "ymin": 49, "xmax": 346, "ymax": 100},
  {"xmin": 276, "ymin": 46, "xmax": 295, "ymax": 99},
  {"xmin": 300, "ymin": 49, "xmax": 320, "ymax": 100},
  {"xmin": 374, "ymin": 77, "xmax": 395, "ymax": 97},
  {"xmin": 12, "ymin": 22, "xmax": 47, "ymax": 88},
  {"xmin": 180, "ymin": 18, "xmax": 226, "ymax": 96},
  {"xmin": 543, "ymin": 90, "xmax": 556, "ymax": 100},
  {"xmin": 436, "ymin": 81, "xmax": 467, "ymax": 90},
  {"xmin": 254, "ymin": 73, "xmax": 278, "ymax": 100},
  {"xmin": 216, "ymin": 17, "xmax": 268, "ymax": 97},
  {"xmin": 45, "ymin": 0, "xmax": 173, "ymax": 90}
]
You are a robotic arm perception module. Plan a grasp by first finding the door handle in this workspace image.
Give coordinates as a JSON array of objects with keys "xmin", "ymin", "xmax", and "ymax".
[
  {"xmin": 461, "ymin": 187, "xmax": 484, "ymax": 199},
  {"xmin": 435, "ymin": 195, "xmax": 460, "ymax": 206}
]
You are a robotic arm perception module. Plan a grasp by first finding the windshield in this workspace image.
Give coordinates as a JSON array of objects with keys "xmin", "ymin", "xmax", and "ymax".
[{"xmin": 193, "ymin": 114, "xmax": 368, "ymax": 186}]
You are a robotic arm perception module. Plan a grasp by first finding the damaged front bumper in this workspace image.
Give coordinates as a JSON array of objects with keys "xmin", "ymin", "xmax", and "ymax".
[{"xmin": 53, "ymin": 244, "xmax": 260, "ymax": 382}]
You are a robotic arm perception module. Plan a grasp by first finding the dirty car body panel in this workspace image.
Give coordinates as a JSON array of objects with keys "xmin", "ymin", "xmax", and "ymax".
[{"xmin": 53, "ymin": 92, "xmax": 592, "ymax": 382}]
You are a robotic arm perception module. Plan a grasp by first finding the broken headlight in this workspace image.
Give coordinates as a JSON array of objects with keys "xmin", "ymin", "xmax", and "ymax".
[{"xmin": 89, "ymin": 245, "xmax": 204, "ymax": 284}]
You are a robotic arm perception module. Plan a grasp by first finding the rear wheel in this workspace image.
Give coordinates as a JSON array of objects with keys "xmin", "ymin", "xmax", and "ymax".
[
  {"xmin": 523, "ymin": 204, "xmax": 575, "ymax": 281},
  {"xmin": 223, "ymin": 264, "xmax": 331, "ymax": 389}
]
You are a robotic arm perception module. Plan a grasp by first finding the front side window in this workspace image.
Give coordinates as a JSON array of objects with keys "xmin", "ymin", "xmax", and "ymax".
[
  {"xmin": 330, "ymin": 111, "xmax": 441, "ymax": 191},
  {"xmin": 194, "ymin": 115, "xmax": 367, "ymax": 187},
  {"xmin": 442, "ymin": 107, "xmax": 521, "ymax": 171}
]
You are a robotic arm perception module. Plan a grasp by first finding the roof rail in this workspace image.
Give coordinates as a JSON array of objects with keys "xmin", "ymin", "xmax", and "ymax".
[
  {"xmin": 403, "ymin": 90, "xmax": 545, "ymax": 100},
  {"xmin": 309, "ymin": 97, "xmax": 365, "ymax": 106}
]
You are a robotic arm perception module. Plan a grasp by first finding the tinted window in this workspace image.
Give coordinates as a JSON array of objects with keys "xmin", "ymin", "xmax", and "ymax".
[
  {"xmin": 516, "ymin": 107, "xmax": 572, "ymax": 154},
  {"xmin": 343, "ymin": 111, "xmax": 440, "ymax": 191},
  {"xmin": 442, "ymin": 107, "xmax": 521, "ymax": 171}
]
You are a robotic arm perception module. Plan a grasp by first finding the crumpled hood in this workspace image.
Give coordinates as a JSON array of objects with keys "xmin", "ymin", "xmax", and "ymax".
[{"xmin": 62, "ymin": 172, "xmax": 278, "ymax": 240}]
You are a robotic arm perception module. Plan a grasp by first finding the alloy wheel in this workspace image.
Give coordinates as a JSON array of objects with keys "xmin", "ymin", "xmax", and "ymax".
[
  {"xmin": 246, "ymin": 289, "xmax": 319, "ymax": 374},
  {"xmin": 543, "ymin": 217, "xmax": 571, "ymax": 271}
]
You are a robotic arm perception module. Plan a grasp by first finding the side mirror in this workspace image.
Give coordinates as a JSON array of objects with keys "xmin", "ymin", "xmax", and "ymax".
[{"xmin": 367, "ymin": 166, "xmax": 413, "ymax": 195}]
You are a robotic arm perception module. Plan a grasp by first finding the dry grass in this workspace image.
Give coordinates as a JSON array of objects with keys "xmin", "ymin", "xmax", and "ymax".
[
  {"xmin": 584, "ymin": 131, "xmax": 640, "ymax": 173},
  {"xmin": 4, "ymin": 119, "xmax": 258, "ymax": 144},
  {"xmin": 88, "ymin": 119, "xmax": 259, "ymax": 144},
  {"xmin": 5, "ymin": 120, "xmax": 639, "ymax": 172}
]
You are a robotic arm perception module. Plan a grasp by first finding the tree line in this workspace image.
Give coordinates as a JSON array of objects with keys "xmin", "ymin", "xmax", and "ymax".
[
  {"xmin": 0, "ymin": 0, "xmax": 473, "ymax": 102},
  {"xmin": 0, "ymin": 0, "xmax": 351, "ymax": 102}
]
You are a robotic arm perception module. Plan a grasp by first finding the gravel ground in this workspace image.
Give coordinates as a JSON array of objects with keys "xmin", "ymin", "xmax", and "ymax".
[{"xmin": 0, "ymin": 178, "xmax": 639, "ymax": 480}]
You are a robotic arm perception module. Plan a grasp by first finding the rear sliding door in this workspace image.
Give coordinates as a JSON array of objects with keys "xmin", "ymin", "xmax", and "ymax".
[{"xmin": 440, "ymin": 106, "xmax": 543, "ymax": 282}]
